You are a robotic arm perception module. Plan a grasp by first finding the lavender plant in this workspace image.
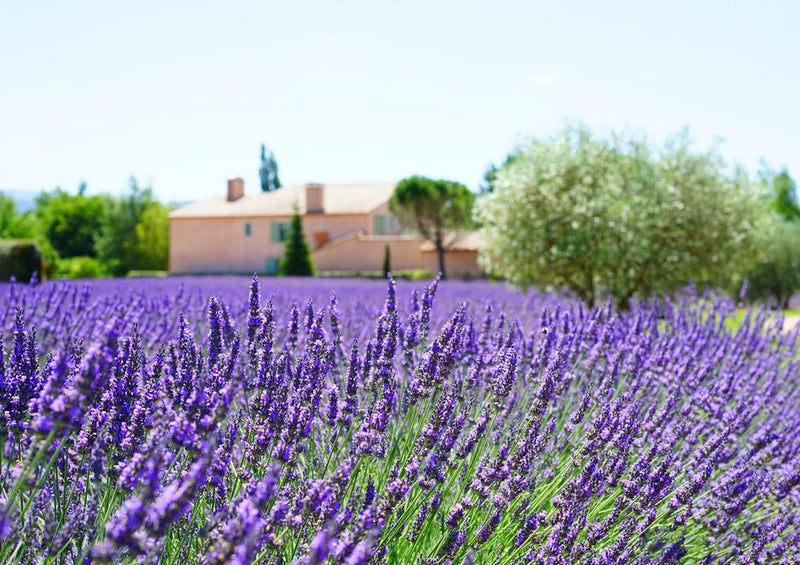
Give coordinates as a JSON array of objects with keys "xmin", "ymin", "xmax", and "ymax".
[{"xmin": 0, "ymin": 275, "xmax": 798, "ymax": 564}]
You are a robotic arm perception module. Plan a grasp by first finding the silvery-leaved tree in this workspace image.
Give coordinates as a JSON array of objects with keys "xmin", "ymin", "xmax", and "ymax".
[{"xmin": 475, "ymin": 123, "xmax": 771, "ymax": 308}]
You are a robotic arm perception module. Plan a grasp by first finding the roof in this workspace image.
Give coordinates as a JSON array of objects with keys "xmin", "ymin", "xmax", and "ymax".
[
  {"xmin": 314, "ymin": 231, "xmax": 482, "ymax": 252},
  {"xmin": 317, "ymin": 231, "xmax": 429, "ymax": 250},
  {"xmin": 419, "ymin": 230, "xmax": 483, "ymax": 252},
  {"xmin": 170, "ymin": 182, "xmax": 397, "ymax": 219}
]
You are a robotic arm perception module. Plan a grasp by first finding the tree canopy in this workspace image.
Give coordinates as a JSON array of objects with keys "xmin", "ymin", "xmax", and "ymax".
[
  {"xmin": 95, "ymin": 177, "xmax": 170, "ymax": 276},
  {"xmin": 475, "ymin": 124, "xmax": 770, "ymax": 307},
  {"xmin": 740, "ymin": 167, "xmax": 800, "ymax": 307},
  {"xmin": 0, "ymin": 194, "xmax": 38, "ymax": 239},
  {"xmin": 767, "ymin": 168, "xmax": 800, "ymax": 221},
  {"xmin": 35, "ymin": 187, "xmax": 108, "ymax": 258},
  {"xmin": 739, "ymin": 219, "xmax": 800, "ymax": 309},
  {"xmin": 479, "ymin": 152, "xmax": 521, "ymax": 194},
  {"xmin": 389, "ymin": 175, "xmax": 474, "ymax": 278}
]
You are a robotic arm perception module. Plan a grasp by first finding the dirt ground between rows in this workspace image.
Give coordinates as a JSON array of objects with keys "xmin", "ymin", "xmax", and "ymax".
[{"xmin": 784, "ymin": 315, "xmax": 800, "ymax": 332}]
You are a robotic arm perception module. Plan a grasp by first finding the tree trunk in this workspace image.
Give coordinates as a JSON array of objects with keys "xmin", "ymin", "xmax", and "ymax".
[
  {"xmin": 436, "ymin": 236, "xmax": 446, "ymax": 279},
  {"xmin": 584, "ymin": 270, "xmax": 595, "ymax": 309}
]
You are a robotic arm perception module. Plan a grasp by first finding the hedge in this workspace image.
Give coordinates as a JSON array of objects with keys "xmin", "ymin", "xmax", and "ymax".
[{"xmin": 0, "ymin": 240, "xmax": 43, "ymax": 283}]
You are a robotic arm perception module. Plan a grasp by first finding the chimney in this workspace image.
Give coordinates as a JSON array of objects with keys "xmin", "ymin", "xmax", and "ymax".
[
  {"xmin": 306, "ymin": 182, "xmax": 324, "ymax": 213},
  {"xmin": 227, "ymin": 177, "xmax": 244, "ymax": 202}
]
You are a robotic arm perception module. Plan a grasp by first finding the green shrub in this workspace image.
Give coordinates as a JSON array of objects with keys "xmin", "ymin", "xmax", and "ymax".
[
  {"xmin": 54, "ymin": 256, "xmax": 108, "ymax": 280},
  {"xmin": 738, "ymin": 220, "xmax": 800, "ymax": 308},
  {"xmin": 36, "ymin": 238, "xmax": 60, "ymax": 280},
  {"xmin": 127, "ymin": 270, "xmax": 169, "ymax": 278},
  {"xmin": 35, "ymin": 188, "xmax": 107, "ymax": 259},
  {"xmin": 0, "ymin": 240, "xmax": 43, "ymax": 282},
  {"xmin": 398, "ymin": 269, "xmax": 434, "ymax": 281},
  {"xmin": 317, "ymin": 271, "xmax": 384, "ymax": 279}
]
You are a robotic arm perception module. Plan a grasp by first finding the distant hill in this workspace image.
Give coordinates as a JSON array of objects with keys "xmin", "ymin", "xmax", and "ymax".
[
  {"xmin": 0, "ymin": 189, "xmax": 39, "ymax": 212},
  {"xmin": 167, "ymin": 200, "xmax": 193, "ymax": 210}
]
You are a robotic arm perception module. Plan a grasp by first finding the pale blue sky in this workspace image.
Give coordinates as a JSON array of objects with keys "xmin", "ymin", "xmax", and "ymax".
[{"xmin": 1, "ymin": 1, "xmax": 798, "ymax": 201}]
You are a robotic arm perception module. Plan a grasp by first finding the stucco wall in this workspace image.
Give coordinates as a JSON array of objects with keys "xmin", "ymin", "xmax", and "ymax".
[
  {"xmin": 312, "ymin": 235, "xmax": 483, "ymax": 277},
  {"xmin": 312, "ymin": 236, "xmax": 426, "ymax": 272},
  {"xmin": 170, "ymin": 214, "xmax": 482, "ymax": 276},
  {"xmin": 304, "ymin": 214, "xmax": 370, "ymax": 241},
  {"xmin": 170, "ymin": 214, "xmax": 371, "ymax": 273},
  {"xmin": 421, "ymin": 250, "xmax": 482, "ymax": 277}
]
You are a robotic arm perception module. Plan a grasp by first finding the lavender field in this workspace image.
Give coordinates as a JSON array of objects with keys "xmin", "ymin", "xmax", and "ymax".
[{"xmin": 0, "ymin": 276, "xmax": 798, "ymax": 564}]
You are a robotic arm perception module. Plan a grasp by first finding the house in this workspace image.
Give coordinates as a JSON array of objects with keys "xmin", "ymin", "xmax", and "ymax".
[{"xmin": 168, "ymin": 179, "xmax": 483, "ymax": 277}]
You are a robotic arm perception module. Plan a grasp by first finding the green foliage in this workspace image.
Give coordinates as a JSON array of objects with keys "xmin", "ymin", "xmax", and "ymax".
[
  {"xmin": 259, "ymin": 143, "xmax": 282, "ymax": 192},
  {"xmin": 34, "ymin": 237, "xmax": 59, "ymax": 280},
  {"xmin": 95, "ymin": 177, "xmax": 169, "ymax": 276},
  {"xmin": 35, "ymin": 186, "xmax": 108, "ymax": 258},
  {"xmin": 475, "ymin": 123, "xmax": 770, "ymax": 307},
  {"xmin": 134, "ymin": 201, "xmax": 170, "ymax": 270},
  {"xmin": 394, "ymin": 269, "xmax": 433, "ymax": 281},
  {"xmin": 0, "ymin": 240, "xmax": 43, "ymax": 282},
  {"xmin": 480, "ymin": 151, "xmax": 521, "ymax": 194},
  {"xmin": 389, "ymin": 175, "xmax": 474, "ymax": 278},
  {"xmin": 382, "ymin": 244, "xmax": 391, "ymax": 278},
  {"xmin": 54, "ymin": 255, "xmax": 108, "ymax": 279},
  {"xmin": 737, "ymin": 218, "xmax": 800, "ymax": 308},
  {"xmin": 737, "ymin": 167, "xmax": 800, "ymax": 308},
  {"xmin": 278, "ymin": 210, "xmax": 315, "ymax": 276},
  {"xmin": 0, "ymin": 194, "xmax": 38, "ymax": 239},
  {"xmin": 127, "ymin": 270, "xmax": 169, "ymax": 278},
  {"xmin": 3, "ymin": 192, "xmax": 74, "ymax": 279},
  {"xmin": 766, "ymin": 168, "xmax": 800, "ymax": 221},
  {"xmin": 3, "ymin": 180, "xmax": 170, "ymax": 279}
]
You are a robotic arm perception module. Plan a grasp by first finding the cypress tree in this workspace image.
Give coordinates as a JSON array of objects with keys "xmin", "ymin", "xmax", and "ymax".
[
  {"xmin": 259, "ymin": 143, "xmax": 282, "ymax": 192},
  {"xmin": 382, "ymin": 244, "xmax": 391, "ymax": 278},
  {"xmin": 278, "ymin": 209, "xmax": 315, "ymax": 276}
]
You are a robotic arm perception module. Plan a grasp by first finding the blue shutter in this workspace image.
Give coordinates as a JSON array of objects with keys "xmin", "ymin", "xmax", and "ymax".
[
  {"xmin": 266, "ymin": 258, "xmax": 279, "ymax": 274},
  {"xmin": 271, "ymin": 222, "xmax": 280, "ymax": 242}
]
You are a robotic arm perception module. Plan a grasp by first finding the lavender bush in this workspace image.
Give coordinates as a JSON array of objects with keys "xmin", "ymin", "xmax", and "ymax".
[{"xmin": 0, "ymin": 276, "xmax": 798, "ymax": 564}]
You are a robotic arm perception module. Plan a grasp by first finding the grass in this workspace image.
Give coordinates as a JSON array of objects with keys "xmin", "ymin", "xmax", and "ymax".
[{"xmin": 725, "ymin": 307, "xmax": 800, "ymax": 332}]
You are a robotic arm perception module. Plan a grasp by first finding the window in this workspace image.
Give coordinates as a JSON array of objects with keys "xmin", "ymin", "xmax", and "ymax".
[
  {"xmin": 244, "ymin": 222, "xmax": 252, "ymax": 236},
  {"xmin": 374, "ymin": 214, "xmax": 399, "ymax": 235},
  {"xmin": 271, "ymin": 221, "xmax": 291, "ymax": 242},
  {"xmin": 265, "ymin": 257, "xmax": 280, "ymax": 275},
  {"xmin": 374, "ymin": 214, "xmax": 387, "ymax": 235}
]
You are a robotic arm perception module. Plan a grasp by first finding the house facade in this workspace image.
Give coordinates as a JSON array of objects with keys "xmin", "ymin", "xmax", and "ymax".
[{"xmin": 168, "ymin": 179, "xmax": 482, "ymax": 277}]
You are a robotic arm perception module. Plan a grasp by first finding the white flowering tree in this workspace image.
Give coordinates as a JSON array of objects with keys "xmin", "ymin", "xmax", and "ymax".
[{"xmin": 475, "ymin": 124, "xmax": 771, "ymax": 307}]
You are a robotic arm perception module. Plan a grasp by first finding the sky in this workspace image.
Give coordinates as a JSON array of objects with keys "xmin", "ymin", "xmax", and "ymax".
[{"xmin": 1, "ymin": 0, "xmax": 798, "ymax": 202}]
